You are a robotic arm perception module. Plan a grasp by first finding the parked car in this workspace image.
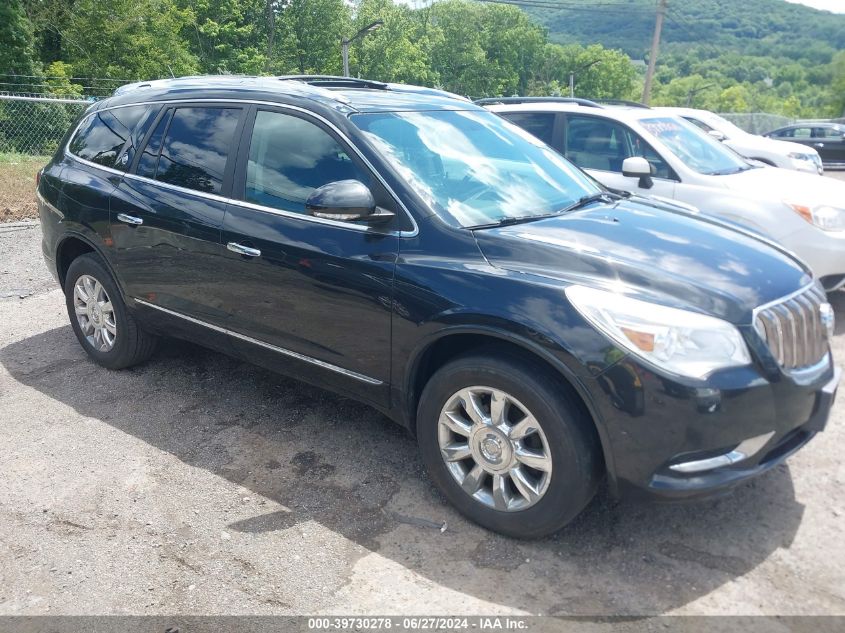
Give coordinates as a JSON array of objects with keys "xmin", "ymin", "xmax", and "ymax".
[
  {"xmin": 38, "ymin": 76, "xmax": 838, "ymax": 537},
  {"xmin": 657, "ymin": 106, "xmax": 823, "ymax": 175},
  {"xmin": 765, "ymin": 122, "xmax": 845, "ymax": 170},
  {"xmin": 482, "ymin": 98, "xmax": 845, "ymax": 291}
]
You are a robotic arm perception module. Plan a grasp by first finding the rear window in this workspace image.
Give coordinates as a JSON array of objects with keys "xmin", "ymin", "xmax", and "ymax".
[
  {"xmin": 68, "ymin": 106, "xmax": 150, "ymax": 169},
  {"xmin": 147, "ymin": 107, "xmax": 241, "ymax": 195}
]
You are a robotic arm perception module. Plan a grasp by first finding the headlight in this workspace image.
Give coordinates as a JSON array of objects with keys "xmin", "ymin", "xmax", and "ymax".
[
  {"xmin": 788, "ymin": 152, "xmax": 823, "ymax": 172},
  {"xmin": 788, "ymin": 152, "xmax": 814, "ymax": 164},
  {"xmin": 566, "ymin": 285, "xmax": 751, "ymax": 378},
  {"xmin": 786, "ymin": 201, "xmax": 845, "ymax": 231}
]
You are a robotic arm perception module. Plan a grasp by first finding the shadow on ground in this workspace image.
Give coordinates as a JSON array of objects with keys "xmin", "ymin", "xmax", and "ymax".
[{"xmin": 0, "ymin": 325, "xmax": 807, "ymax": 614}]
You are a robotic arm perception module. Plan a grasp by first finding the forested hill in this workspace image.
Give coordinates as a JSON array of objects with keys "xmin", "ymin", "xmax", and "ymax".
[{"xmin": 526, "ymin": 0, "xmax": 845, "ymax": 65}]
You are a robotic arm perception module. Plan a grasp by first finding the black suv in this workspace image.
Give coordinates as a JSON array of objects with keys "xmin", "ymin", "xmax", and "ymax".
[{"xmin": 37, "ymin": 76, "xmax": 839, "ymax": 537}]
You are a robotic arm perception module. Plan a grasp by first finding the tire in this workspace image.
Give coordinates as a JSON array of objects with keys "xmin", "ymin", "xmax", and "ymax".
[
  {"xmin": 64, "ymin": 253, "xmax": 158, "ymax": 369},
  {"xmin": 417, "ymin": 351, "xmax": 602, "ymax": 538}
]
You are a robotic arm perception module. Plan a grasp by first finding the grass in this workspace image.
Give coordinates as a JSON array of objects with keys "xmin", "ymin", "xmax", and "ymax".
[{"xmin": 0, "ymin": 153, "xmax": 50, "ymax": 222}]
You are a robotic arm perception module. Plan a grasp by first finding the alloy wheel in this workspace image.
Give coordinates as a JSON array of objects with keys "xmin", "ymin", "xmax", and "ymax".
[
  {"xmin": 73, "ymin": 274, "xmax": 117, "ymax": 352},
  {"xmin": 437, "ymin": 386, "xmax": 552, "ymax": 512}
]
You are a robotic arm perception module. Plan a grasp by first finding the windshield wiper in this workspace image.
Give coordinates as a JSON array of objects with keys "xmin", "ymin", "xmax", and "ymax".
[
  {"xmin": 467, "ymin": 192, "xmax": 616, "ymax": 230},
  {"xmin": 467, "ymin": 212, "xmax": 563, "ymax": 230},
  {"xmin": 558, "ymin": 192, "xmax": 616, "ymax": 213},
  {"xmin": 707, "ymin": 165, "xmax": 752, "ymax": 176}
]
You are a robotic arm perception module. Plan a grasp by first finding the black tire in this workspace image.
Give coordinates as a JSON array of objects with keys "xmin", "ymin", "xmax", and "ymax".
[
  {"xmin": 64, "ymin": 253, "xmax": 158, "ymax": 369},
  {"xmin": 417, "ymin": 350, "xmax": 602, "ymax": 538}
]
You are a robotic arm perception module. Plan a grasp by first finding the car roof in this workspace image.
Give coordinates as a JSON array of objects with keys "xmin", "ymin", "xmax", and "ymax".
[
  {"xmin": 484, "ymin": 100, "xmax": 664, "ymax": 123},
  {"xmin": 98, "ymin": 75, "xmax": 476, "ymax": 114},
  {"xmin": 775, "ymin": 121, "xmax": 843, "ymax": 130}
]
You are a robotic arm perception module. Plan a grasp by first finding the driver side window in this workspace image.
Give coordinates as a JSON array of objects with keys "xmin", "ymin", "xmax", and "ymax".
[
  {"xmin": 564, "ymin": 115, "xmax": 672, "ymax": 179},
  {"xmin": 244, "ymin": 110, "xmax": 369, "ymax": 214}
]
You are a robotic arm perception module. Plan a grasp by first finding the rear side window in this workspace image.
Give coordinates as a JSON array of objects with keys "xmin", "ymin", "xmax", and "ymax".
[
  {"xmin": 502, "ymin": 112, "xmax": 556, "ymax": 146},
  {"xmin": 69, "ymin": 105, "xmax": 150, "ymax": 169},
  {"xmin": 244, "ymin": 109, "xmax": 369, "ymax": 214},
  {"xmin": 148, "ymin": 107, "xmax": 240, "ymax": 194},
  {"xmin": 135, "ymin": 110, "xmax": 172, "ymax": 179}
]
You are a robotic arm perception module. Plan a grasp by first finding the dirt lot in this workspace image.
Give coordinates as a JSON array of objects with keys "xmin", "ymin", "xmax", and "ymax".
[
  {"xmin": 0, "ymin": 155, "xmax": 48, "ymax": 222},
  {"xmin": 0, "ymin": 179, "xmax": 844, "ymax": 617}
]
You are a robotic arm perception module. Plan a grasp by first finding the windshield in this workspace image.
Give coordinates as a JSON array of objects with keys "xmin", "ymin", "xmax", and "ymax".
[
  {"xmin": 639, "ymin": 116, "xmax": 751, "ymax": 176},
  {"xmin": 351, "ymin": 109, "xmax": 600, "ymax": 227}
]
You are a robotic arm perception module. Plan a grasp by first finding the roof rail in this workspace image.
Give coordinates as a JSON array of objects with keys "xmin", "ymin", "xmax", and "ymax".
[
  {"xmin": 277, "ymin": 75, "xmax": 389, "ymax": 90},
  {"xmin": 590, "ymin": 98, "xmax": 650, "ymax": 109},
  {"xmin": 473, "ymin": 96, "xmax": 602, "ymax": 108}
]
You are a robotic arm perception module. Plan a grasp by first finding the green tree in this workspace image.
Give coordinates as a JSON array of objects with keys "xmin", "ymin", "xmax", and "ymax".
[
  {"xmin": 62, "ymin": 0, "xmax": 198, "ymax": 80},
  {"xmin": 180, "ymin": 0, "xmax": 270, "ymax": 74},
  {"xmin": 349, "ymin": 0, "xmax": 438, "ymax": 85},
  {"xmin": 831, "ymin": 51, "xmax": 845, "ymax": 117},
  {"xmin": 44, "ymin": 61, "xmax": 83, "ymax": 98},
  {"xmin": 275, "ymin": 0, "xmax": 350, "ymax": 75},
  {"xmin": 0, "ymin": 0, "xmax": 40, "ymax": 80},
  {"xmin": 528, "ymin": 43, "xmax": 637, "ymax": 100},
  {"xmin": 428, "ymin": 0, "xmax": 492, "ymax": 96},
  {"xmin": 717, "ymin": 85, "xmax": 751, "ymax": 112}
]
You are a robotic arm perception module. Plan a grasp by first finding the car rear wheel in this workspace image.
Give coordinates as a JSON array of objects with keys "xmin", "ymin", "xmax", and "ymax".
[
  {"xmin": 417, "ymin": 351, "xmax": 602, "ymax": 538},
  {"xmin": 64, "ymin": 253, "xmax": 158, "ymax": 369}
]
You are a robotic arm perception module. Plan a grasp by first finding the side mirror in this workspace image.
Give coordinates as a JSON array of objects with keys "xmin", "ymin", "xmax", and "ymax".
[
  {"xmin": 305, "ymin": 180, "xmax": 394, "ymax": 223},
  {"xmin": 622, "ymin": 156, "xmax": 654, "ymax": 190},
  {"xmin": 708, "ymin": 129, "xmax": 727, "ymax": 142}
]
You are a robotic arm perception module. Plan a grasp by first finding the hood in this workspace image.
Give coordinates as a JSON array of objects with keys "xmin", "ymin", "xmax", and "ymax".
[
  {"xmin": 728, "ymin": 133, "xmax": 818, "ymax": 157},
  {"xmin": 473, "ymin": 198, "xmax": 812, "ymax": 324},
  {"xmin": 718, "ymin": 165, "xmax": 845, "ymax": 206}
]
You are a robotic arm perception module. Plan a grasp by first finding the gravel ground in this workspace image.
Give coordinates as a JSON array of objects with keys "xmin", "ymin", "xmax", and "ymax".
[{"xmin": 0, "ymin": 192, "xmax": 844, "ymax": 616}]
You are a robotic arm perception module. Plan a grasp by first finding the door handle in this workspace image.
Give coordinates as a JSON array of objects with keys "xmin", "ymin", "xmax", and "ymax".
[
  {"xmin": 116, "ymin": 213, "xmax": 143, "ymax": 226},
  {"xmin": 227, "ymin": 242, "xmax": 261, "ymax": 258},
  {"xmin": 814, "ymin": 142, "xmax": 825, "ymax": 148}
]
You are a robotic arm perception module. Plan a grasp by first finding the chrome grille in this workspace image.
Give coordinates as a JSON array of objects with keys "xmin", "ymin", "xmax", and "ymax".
[{"xmin": 754, "ymin": 285, "xmax": 829, "ymax": 370}]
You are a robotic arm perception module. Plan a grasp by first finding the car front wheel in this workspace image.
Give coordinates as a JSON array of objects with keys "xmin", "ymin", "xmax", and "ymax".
[{"xmin": 417, "ymin": 351, "xmax": 602, "ymax": 538}]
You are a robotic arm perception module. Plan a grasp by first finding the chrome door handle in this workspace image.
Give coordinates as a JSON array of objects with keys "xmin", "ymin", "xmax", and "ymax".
[
  {"xmin": 227, "ymin": 242, "xmax": 261, "ymax": 257},
  {"xmin": 116, "ymin": 213, "xmax": 143, "ymax": 226}
]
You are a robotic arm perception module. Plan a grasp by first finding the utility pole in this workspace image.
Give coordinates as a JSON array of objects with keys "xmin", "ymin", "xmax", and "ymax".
[{"xmin": 642, "ymin": 0, "xmax": 667, "ymax": 105}]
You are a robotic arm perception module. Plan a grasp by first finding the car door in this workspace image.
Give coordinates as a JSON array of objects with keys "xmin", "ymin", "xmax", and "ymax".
[
  {"xmin": 561, "ymin": 114, "xmax": 677, "ymax": 199},
  {"xmin": 110, "ymin": 103, "xmax": 246, "ymax": 335},
  {"xmin": 813, "ymin": 125, "xmax": 845, "ymax": 165},
  {"xmin": 772, "ymin": 125, "xmax": 814, "ymax": 150},
  {"xmin": 218, "ymin": 106, "xmax": 404, "ymax": 406},
  {"xmin": 58, "ymin": 105, "xmax": 157, "ymax": 252}
]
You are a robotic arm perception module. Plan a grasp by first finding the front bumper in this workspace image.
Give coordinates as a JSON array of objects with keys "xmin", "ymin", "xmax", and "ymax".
[
  {"xmin": 778, "ymin": 223, "xmax": 845, "ymax": 283},
  {"xmin": 593, "ymin": 356, "xmax": 839, "ymax": 501}
]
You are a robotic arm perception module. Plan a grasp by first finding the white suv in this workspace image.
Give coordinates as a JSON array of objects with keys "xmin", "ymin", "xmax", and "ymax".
[
  {"xmin": 658, "ymin": 106, "xmax": 823, "ymax": 175},
  {"xmin": 481, "ymin": 98, "xmax": 845, "ymax": 290}
]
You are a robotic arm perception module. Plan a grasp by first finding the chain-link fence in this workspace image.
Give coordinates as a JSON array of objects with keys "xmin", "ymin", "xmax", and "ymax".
[
  {"xmin": 0, "ymin": 95, "xmax": 91, "ymax": 221},
  {"xmin": 716, "ymin": 112, "xmax": 795, "ymax": 135},
  {"xmin": 0, "ymin": 94, "xmax": 91, "ymax": 155}
]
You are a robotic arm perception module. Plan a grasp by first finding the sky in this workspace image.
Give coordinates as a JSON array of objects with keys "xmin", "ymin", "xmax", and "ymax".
[{"xmin": 785, "ymin": 0, "xmax": 845, "ymax": 12}]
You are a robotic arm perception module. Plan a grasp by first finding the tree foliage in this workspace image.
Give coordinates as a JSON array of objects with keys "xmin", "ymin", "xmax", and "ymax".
[
  {"xmin": 529, "ymin": 0, "xmax": 845, "ymax": 117},
  {"xmin": 1, "ymin": 0, "xmax": 40, "ymax": 82},
  {"xmin": 1, "ymin": 0, "xmax": 840, "ymax": 117}
]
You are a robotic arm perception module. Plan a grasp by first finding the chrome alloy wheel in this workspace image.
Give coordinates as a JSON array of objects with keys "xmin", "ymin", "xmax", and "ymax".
[
  {"xmin": 73, "ymin": 274, "xmax": 117, "ymax": 352},
  {"xmin": 437, "ymin": 387, "xmax": 552, "ymax": 512}
]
